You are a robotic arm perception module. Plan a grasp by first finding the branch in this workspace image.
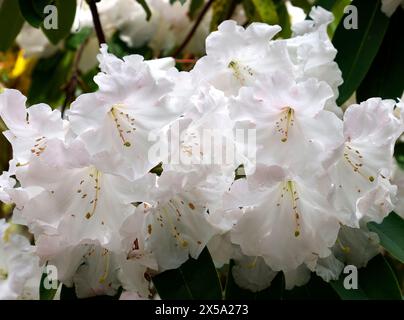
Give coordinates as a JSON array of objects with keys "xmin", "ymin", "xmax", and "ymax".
[
  {"xmin": 61, "ymin": 40, "xmax": 88, "ymax": 117},
  {"xmin": 86, "ymin": 0, "xmax": 106, "ymax": 45},
  {"xmin": 173, "ymin": 0, "xmax": 215, "ymax": 58}
]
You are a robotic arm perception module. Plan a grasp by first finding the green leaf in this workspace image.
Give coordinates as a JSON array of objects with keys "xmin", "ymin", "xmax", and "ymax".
[
  {"xmin": 18, "ymin": 0, "xmax": 44, "ymax": 28},
  {"xmin": 66, "ymin": 27, "xmax": 92, "ymax": 50},
  {"xmin": 274, "ymin": 0, "xmax": 291, "ymax": 39},
  {"xmin": 356, "ymin": 7, "xmax": 404, "ymax": 102},
  {"xmin": 0, "ymin": 0, "xmax": 25, "ymax": 51},
  {"xmin": 32, "ymin": 0, "xmax": 54, "ymax": 18},
  {"xmin": 242, "ymin": 0, "xmax": 278, "ymax": 26},
  {"xmin": 368, "ymin": 212, "xmax": 404, "ymax": 264},
  {"xmin": 42, "ymin": 0, "xmax": 77, "ymax": 45},
  {"xmin": 136, "ymin": 0, "xmax": 152, "ymax": 21},
  {"xmin": 210, "ymin": 0, "xmax": 237, "ymax": 31},
  {"xmin": 189, "ymin": 0, "xmax": 204, "ymax": 20},
  {"xmin": 330, "ymin": 254, "xmax": 402, "ymax": 299},
  {"xmin": 251, "ymin": 0, "xmax": 279, "ymax": 25},
  {"xmin": 153, "ymin": 247, "xmax": 222, "ymax": 300},
  {"xmin": 28, "ymin": 50, "xmax": 75, "ymax": 108},
  {"xmin": 225, "ymin": 261, "xmax": 284, "ymax": 300},
  {"xmin": 332, "ymin": 0, "xmax": 390, "ymax": 105},
  {"xmin": 39, "ymin": 271, "xmax": 59, "ymax": 300}
]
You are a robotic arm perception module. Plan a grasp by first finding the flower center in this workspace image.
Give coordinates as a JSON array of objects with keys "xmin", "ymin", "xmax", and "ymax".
[
  {"xmin": 76, "ymin": 169, "xmax": 101, "ymax": 220},
  {"xmin": 343, "ymin": 144, "xmax": 375, "ymax": 183},
  {"xmin": 228, "ymin": 60, "xmax": 254, "ymax": 85},
  {"xmin": 30, "ymin": 136, "xmax": 47, "ymax": 157},
  {"xmin": 155, "ymin": 199, "xmax": 198, "ymax": 249},
  {"xmin": 277, "ymin": 180, "xmax": 301, "ymax": 237}
]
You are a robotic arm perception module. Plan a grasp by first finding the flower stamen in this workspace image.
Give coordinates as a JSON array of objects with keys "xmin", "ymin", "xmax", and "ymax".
[{"xmin": 275, "ymin": 107, "xmax": 294, "ymax": 143}]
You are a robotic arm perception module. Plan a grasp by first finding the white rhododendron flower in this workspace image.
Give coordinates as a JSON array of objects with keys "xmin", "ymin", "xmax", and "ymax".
[
  {"xmin": 192, "ymin": 20, "xmax": 291, "ymax": 96},
  {"xmin": 0, "ymin": 5, "xmax": 403, "ymax": 299},
  {"xmin": 315, "ymin": 224, "xmax": 380, "ymax": 284},
  {"xmin": 68, "ymin": 45, "xmax": 179, "ymax": 180},
  {"xmin": 329, "ymin": 98, "xmax": 402, "ymax": 227},
  {"xmin": 139, "ymin": 170, "xmax": 221, "ymax": 271},
  {"xmin": 231, "ymin": 249, "xmax": 277, "ymax": 293},
  {"xmin": 230, "ymin": 73, "xmax": 343, "ymax": 174},
  {"xmin": 12, "ymin": 141, "xmax": 154, "ymax": 253},
  {"xmin": 226, "ymin": 165, "xmax": 340, "ymax": 272},
  {"xmin": 0, "ymin": 89, "xmax": 66, "ymax": 170},
  {"xmin": 0, "ymin": 220, "xmax": 41, "ymax": 300},
  {"xmin": 285, "ymin": 6, "xmax": 343, "ymax": 113}
]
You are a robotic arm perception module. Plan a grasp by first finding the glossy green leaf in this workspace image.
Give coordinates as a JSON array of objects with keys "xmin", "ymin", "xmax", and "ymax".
[
  {"xmin": 225, "ymin": 261, "xmax": 284, "ymax": 300},
  {"xmin": 39, "ymin": 271, "xmax": 59, "ymax": 300},
  {"xmin": 356, "ymin": 7, "xmax": 404, "ymax": 102},
  {"xmin": 332, "ymin": 0, "xmax": 390, "ymax": 105},
  {"xmin": 18, "ymin": 0, "xmax": 44, "ymax": 28},
  {"xmin": 0, "ymin": 0, "xmax": 25, "ymax": 51},
  {"xmin": 136, "ymin": 0, "xmax": 152, "ymax": 21},
  {"xmin": 330, "ymin": 254, "xmax": 402, "ymax": 300},
  {"xmin": 42, "ymin": 0, "xmax": 77, "ymax": 45},
  {"xmin": 153, "ymin": 248, "xmax": 222, "ymax": 300},
  {"xmin": 368, "ymin": 212, "xmax": 404, "ymax": 264}
]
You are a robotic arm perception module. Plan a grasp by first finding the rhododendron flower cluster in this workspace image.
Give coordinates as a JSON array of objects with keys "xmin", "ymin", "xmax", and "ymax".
[{"xmin": 0, "ymin": 7, "xmax": 403, "ymax": 298}]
